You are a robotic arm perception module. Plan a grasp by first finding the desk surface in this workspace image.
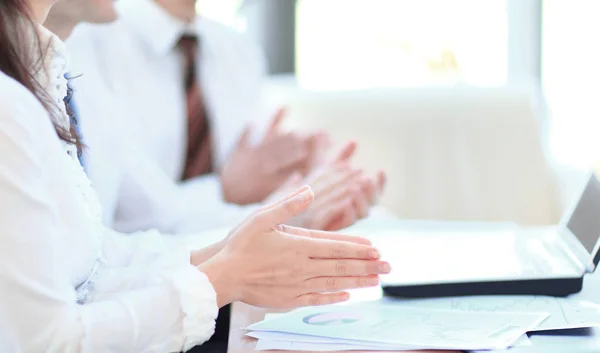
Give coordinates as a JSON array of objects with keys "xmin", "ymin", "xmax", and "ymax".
[
  {"xmin": 227, "ymin": 302, "xmax": 457, "ymax": 353},
  {"xmin": 227, "ymin": 219, "xmax": 600, "ymax": 353},
  {"xmin": 228, "ymin": 273, "xmax": 600, "ymax": 353}
]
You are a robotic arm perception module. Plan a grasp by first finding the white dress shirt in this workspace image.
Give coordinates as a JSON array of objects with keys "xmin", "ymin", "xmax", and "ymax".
[
  {"xmin": 66, "ymin": 0, "xmax": 270, "ymax": 233},
  {"xmin": 0, "ymin": 27, "xmax": 218, "ymax": 352}
]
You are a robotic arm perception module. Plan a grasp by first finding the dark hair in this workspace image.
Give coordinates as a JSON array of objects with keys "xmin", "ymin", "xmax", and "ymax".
[{"xmin": 0, "ymin": 0, "xmax": 81, "ymax": 149}]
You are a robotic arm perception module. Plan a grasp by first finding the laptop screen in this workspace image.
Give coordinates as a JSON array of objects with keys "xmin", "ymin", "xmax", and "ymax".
[{"xmin": 566, "ymin": 173, "xmax": 600, "ymax": 258}]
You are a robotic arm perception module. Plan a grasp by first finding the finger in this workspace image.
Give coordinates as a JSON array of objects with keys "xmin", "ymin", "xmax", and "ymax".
[
  {"xmin": 253, "ymin": 187, "xmax": 315, "ymax": 231},
  {"xmin": 332, "ymin": 141, "xmax": 357, "ymax": 163},
  {"xmin": 258, "ymin": 185, "xmax": 311, "ymax": 213},
  {"xmin": 376, "ymin": 170, "xmax": 386, "ymax": 195},
  {"xmin": 236, "ymin": 125, "xmax": 252, "ymax": 148},
  {"xmin": 302, "ymin": 162, "xmax": 350, "ymax": 191},
  {"xmin": 359, "ymin": 177, "xmax": 377, "ymax": 206},
  {"xmin": 324, "ymin": 204, "xmax": 358, "ymax": 231},
  {"xmin": 266, "ymin": 107, "xmax": 287, "ymax": 138},
  {"xmin": 310, "ymin": 167, "xmax": 362, "ymax": 205},
  {"xmin": 319, "ymin": 197, "xmax": 359, "ymax": 231},
  {"xmin": 299, "ymin": 238, "xmax": 381, "ymax": 260},
  {"xmin": 309, "ymin": 197, "xmax": 355, "ymax": 231},
  {"xmin": 305, "ymin": 275, "xmax": 380, "ymax": 293},
  {"xmin": 278, "ymin": 224, "xmax": 372, "ymax": 245},
  {"xmin": 292, "ymin": 292, "xmax": 350, "ymax": 307},
  {"xmin": 352, "ymin": 186, "xmax": 370, "ymax": 219},
  {"xmin": 309, "ymin": 259, "xmax": 391, "ymax": 277}
]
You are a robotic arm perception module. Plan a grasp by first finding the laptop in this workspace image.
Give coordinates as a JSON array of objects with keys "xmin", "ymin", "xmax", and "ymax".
[{"xmin": 377, "ymin": 171, "xmax": 600, "ymax": 298}]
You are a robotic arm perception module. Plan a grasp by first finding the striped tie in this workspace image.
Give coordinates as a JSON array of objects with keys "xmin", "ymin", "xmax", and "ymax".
[{"xmin": 178, "ymin": 35, "xmax": 214, "ymax": 180}]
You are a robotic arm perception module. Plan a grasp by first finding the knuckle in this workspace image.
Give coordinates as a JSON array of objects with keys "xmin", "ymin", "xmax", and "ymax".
[
  {"xmin": 253, "ymin": 211, "xmax": 270, "ymax": 224},
  {"xmin": 308, "ymin": 294, "xmax": 320, "ymax": 306},
  {"xmin": 369, "ymin": 262, "xmax": 382, "ymax": 274},
  {"xmin": 335, "ymin": 261, "xmax": 348, "ymax": 276},
  {"xmin": 330, "ymin": 245, "xmax": 347, "ymax": 258},
  {"xmin": 357, "ymin": 247, "xmax": 369, "ymax": 259},
  {"xmin": 324, "ymin": 277, "xmax": 338, "ymax": 291},
  {"xmin": 283, "ymin": 199, "xmax": 298, "ymax": 215}
]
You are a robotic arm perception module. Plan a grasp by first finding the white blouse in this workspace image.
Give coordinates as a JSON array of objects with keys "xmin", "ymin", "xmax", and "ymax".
[{"xmin": 0, "ymin": 28, "xmax": 218, "ymax": 352}]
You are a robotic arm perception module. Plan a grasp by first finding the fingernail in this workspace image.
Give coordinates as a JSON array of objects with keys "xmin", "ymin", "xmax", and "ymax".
[
  {"xmin": 369, "ymin": 249, "xmax": 380, "ymax": 259},
  {"xmin": 380, "ymin": 262, "xmax": 391, "ymax": 274},
  {"xmin": 339, "ymin": 292, "xmax": 350, "ymax": 301}
]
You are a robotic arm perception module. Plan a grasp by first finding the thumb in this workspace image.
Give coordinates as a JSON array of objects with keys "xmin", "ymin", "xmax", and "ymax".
[
  {"xmin": 333, "ymin": 141, "xmax": 357, "ymax": 163},
  {"xmin": 236, "ymin": 125, "xmax": 252, "ymax": 148},
  {"xmin": 376, "ymin": 170, "xmax": 386, "ymax": 194},
  {"xmin": 266, "ymin": 107, "xmax": 287, "ymax": 138},
  {"xmin": 254, "ymin": 186, "xmax": 314, "ymax": 231}
]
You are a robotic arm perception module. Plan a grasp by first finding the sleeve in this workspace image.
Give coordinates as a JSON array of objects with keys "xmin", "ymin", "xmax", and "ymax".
[
  {"xmin": 0, "ymin": 93, "xmax": 218, "ymax": 353},
  {"xmin": 113, "ymin": 137, "xmax": 260, "ymax": 235}
]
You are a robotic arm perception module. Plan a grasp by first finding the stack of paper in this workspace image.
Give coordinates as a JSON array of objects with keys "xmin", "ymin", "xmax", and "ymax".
[
  {"xmin": 246, "ymin": 304, "xmax": 548, "ymax": 351},
  {"xmin": 383, "ymin": 295, "xmax": 600, "ymax": 332}
]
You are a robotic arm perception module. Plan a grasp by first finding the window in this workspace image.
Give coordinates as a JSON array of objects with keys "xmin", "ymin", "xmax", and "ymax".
[
  {"xmin": 295, "ymin": 0, "xmax": 508, "ymax": 90},
  {"xmin": 542, "ymin": 1, "xmax": 600, "ymax": 169}
]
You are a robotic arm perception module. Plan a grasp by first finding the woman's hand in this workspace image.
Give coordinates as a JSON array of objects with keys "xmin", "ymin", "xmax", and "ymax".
[{"xmin": 197, "ymin": 186, "xmax": 390, "ymax": 309}]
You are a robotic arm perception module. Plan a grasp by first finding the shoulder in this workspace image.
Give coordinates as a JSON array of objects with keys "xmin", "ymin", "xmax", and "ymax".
[
  {"xmin": 0, "ymin": 73, "xmax": 56, "ymax": 141},
  {"xmin": 0, "ymin": 73, "xmax": 48, "ymax": 120},
  {"xmin": 198, "ymin": 19, "xmax": 265, "ymax": 66},
  {"xmin": 68, "ymin": 21, "xmax": 133, "ymax": 54},
  {"xmin": 198, "ymin": 19, "xmax": 249, "ymax": 44}
]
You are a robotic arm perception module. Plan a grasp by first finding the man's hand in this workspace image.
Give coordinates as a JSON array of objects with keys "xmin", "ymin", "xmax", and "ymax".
[
  {"xmin": 272, "ymin": 142, "xmax": 386, "ymax": 231},
  {"xmin": 220, "ymin": 108, "xmax": 313, "ymax": 205}
]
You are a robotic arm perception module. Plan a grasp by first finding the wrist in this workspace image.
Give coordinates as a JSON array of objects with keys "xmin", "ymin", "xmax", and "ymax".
[
  {"xmin": 220, "ymin": 177, "xmax": 231, "ymax": 203},
  {"xmin": 190, "ymin": 239, "xmax": 227, "ymax": 266},
  {"xmin": 197, "ymin": 253, "xmax": 240, "ymax": 308}
]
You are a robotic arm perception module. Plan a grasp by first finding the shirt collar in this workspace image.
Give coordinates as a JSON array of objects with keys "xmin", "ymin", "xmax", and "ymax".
[
  {"xmin": 34, "ymin": 25, "xmax": 70, "ymax": 129},
  {"xmin": 117, "ymin": 0, "xmax": 199, "ymax": 56}
]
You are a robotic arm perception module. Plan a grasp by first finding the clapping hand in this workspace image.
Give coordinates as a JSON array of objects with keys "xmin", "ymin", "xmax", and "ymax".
[
  {"xmin": 197, "ymin": 186, "xmax": 391, "ymax": 309},
  {"xmin": 271, "ymin": 142, "xmax": 386, "ymax": 231},
  {"xmin": 220, "ymin": 108, "xmax": 314, "ymax": 205}
]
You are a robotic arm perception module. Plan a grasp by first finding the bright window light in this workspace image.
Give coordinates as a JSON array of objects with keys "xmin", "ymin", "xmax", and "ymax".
[
  {"xmin": 296, "ymin": 0, "xmax": 508, "ymax": 90},
  {"xmin": 543, "ymin": 1, "xmax": 600, "ymax": 169}
]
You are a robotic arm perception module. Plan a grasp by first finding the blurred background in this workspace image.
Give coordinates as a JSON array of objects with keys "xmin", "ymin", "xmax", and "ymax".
[{"xmin": 196, "ymin": 0, "xmax": 600, "ymax": 226}]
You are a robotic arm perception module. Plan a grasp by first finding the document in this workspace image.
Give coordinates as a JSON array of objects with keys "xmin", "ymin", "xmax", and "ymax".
[
  {"xmin": 248, "ymin": 304, "xmax": 547, "ymax": 350},
  {"xmin": 255, "ymin": 339, "xmax": 419, "ymax": 351},
  {"xmin": 250, "ymin": 330, "xmax": 530, "ymax": 348},
  {"xmin": 253, "ymin": 334, "xmax": 531, "ymax": 351},
  {"xmin": 383, "ymin": 295, "xmax": 600, "ymax": 331}
]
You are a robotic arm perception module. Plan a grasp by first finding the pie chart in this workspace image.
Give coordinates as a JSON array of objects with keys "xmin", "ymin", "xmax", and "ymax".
[{"xmin": 302, "ymin": 312, "xmax": 364, "ymax": 326}]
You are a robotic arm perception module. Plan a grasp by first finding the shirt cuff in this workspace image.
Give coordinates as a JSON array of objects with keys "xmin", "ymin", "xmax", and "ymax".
[{"xmin": 167, "ymin": 252, "xmax": 219, "ymax": 352}]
